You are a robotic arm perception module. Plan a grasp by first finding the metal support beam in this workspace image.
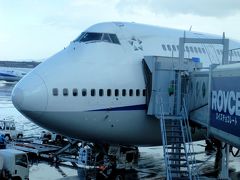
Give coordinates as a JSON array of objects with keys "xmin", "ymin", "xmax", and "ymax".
[
  {"xmin": 179, "ymin": 32, "xmax": 230, "ymax": 65},
  {"xmin": 218, "ymin": 143, "xmax": 230, "ymax": 180}
]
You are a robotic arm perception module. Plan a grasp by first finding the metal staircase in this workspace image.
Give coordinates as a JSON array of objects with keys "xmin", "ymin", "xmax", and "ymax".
[
  {"xmin": 159, "ymin": 97, "xmax": 198, "ymax": 179},
  {"xmin": 158, "ymin": 71, "xmax": 199, "ymax": 179}
]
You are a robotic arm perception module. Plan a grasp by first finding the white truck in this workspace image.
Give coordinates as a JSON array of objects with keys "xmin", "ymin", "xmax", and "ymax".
[
  {"xmin": 0, "ymin": 149, "xmax": 29, "ymax": 180},
  {"xmin": 0, "ymin": 120, "xmax": 23, "ymax": 141}
]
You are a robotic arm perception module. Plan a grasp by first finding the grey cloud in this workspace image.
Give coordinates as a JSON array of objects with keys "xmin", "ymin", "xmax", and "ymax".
[{"xmin": 116, "ymin": 0, "xmax": 240, "ymax": 17}]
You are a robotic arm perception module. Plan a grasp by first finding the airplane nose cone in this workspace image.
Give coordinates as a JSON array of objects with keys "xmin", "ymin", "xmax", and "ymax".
[{"xmin": 12, "ymin": 73, "xmax": 48, "ymax": 119}]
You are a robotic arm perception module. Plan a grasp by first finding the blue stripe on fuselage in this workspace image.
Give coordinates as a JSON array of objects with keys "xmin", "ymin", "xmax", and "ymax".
[{"xmin": 89, "ymin": 104, "xmax": 147, "ymax": 112}]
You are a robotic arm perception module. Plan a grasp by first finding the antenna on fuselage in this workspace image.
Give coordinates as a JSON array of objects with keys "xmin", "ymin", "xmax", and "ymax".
[{"xmin": 189, "ymin": 25, "xmax": 192, "ymax": 31}]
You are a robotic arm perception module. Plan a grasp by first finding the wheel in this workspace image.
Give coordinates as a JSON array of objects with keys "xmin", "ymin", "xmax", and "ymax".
[
  {"xmin": 12, "ymin": 176, "xmax": 22, "ymax": 180},
  {"xmin": 17, "ymin": 134, "xmax": 23, "ymax": 139},
  {"xmin": 55, "ymin": 135, "xmax": 62, "ymax": 142},
  {"xmin": 4, "ymin": 135, "xmax": 11, "ymax": 141},
  {"xmin": 115, "ymin": 175, "xmax": 124, "ymax": 180}
]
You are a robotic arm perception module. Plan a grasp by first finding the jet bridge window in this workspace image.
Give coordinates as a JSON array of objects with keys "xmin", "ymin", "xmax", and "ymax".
[{"xmin": 185, "ymin": 46, "xmax": 190, "ymax": 52}]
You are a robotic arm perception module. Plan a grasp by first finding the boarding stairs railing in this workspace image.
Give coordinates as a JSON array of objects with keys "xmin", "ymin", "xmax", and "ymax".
[
  {"xmin": 181, "ymin": 97, "xmax": 199, "ymax": 179},
  {"xmin": 158, "ymin": 95, "xmax": 199, "ymax": 179}
]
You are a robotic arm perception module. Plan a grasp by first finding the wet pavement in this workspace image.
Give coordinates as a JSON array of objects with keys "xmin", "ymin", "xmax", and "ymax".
[{"xmin": 1, "ymin": 81, "xmax": 240, "ymax": 179}]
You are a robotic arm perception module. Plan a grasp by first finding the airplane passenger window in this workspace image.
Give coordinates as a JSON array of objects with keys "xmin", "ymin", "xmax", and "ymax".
[
  {"xmin": 129, "ymin": 89, "xmax": 133, "ymax": 96},
  {"xmin": 73, "ymin": 89, "xmax": 78, "ymax": 96},
  {"xmin": 186, "ymin": 46, "xmax": 190, "ymax": 52},
  {"xmin": 107, "ymin": 89, "xmax": 111, "ymax": 96},
  {"xmin": 52, "ymin": 88, "xmax": 58, "ymax": 96},
  {"xmin": 122, "ymin": 89, "xmax": 126, "ymax": 96},
  {"xmin": 202, "ymin": 48, "xmax": 206, "ymax": 54},
  {"xmin": 172, "ymin": 45, "xmax": 176, "ymax": 51},
  {"xmin": 198, "ymin": 47, "xmax": 202, "ymax": 54},
  {"xmin": 194, "ymin": 47, "xmax": 198, "ymax": 53},
  {"xmin": 143, "ymin": 89, "xmax": 146, "ymax": 96},
  {"xmin": 136, "ymin": 89, "xmax": 140, "ymax": 96},
  {"xmin": 162, "ymin": 44, "xmax": 167, "ymax": 51},
  {"xmin": 91, "ymin": 89, "xmax": 96, "ymax": 96},
  {"xmin": 99, "ymin": 89, "xmax": 104, "ymax": 96},
  {"xmin": 109, "ymin": 34, "xmax": 120, "ymax": 44},
  {"xmin": 189, "ymin": 46, "xmax": 194, "ymax": 53},
  {"xmin": 63, "ymin": 88, "xmax": 68, "ymax": 96},
  {"xmin": 167, "ymin": 45, "xmax": 172, "ymax": 51},
  {"xmin": 102, "ymin": 34, "xmax": 112, "ymax": 43},
  {"xmin": 115, "ymin": 89, "xmax": 119, "ymax": 96},
  {"xmin": 82, "ymin": 89, "xmax": 87, "ymax": 96},
  {"xmin": 176, "ymin": 45, "xmax": 179, "ymax": 51}
]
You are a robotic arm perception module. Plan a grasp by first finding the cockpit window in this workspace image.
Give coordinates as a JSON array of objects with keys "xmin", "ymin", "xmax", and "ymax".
[
  {"xmin": 102, "ymin": 33, "xmax": 111, "ymax": 43},
  {"xmin": 109, "ymin": 34, "xmax": 120, "ymax": 44},
  {"xmin": 79, "ymin": 32, "xmax": 102, "ymax": 42},
  {"xmin": 74, "ymin": 32, "xmax": 120, "ymax": 45}
]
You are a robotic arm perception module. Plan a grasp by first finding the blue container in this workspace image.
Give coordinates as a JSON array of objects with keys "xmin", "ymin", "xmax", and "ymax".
[{"xmin": 192, "ymin": 57, "xmax": 200, "ymax": 63}]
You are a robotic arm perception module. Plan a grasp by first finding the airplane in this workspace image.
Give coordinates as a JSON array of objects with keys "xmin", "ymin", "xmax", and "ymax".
[
  {"xmin": 0, "ymin": 67, "xmax": 31, "ymax": 82},
  {"xmin": 11, "ymin": 22, "xmax": 240, "ymax": 147}
]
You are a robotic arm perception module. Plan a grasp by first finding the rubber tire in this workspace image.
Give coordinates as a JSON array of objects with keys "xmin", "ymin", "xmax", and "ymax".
[
  {"xmin": 17, "ymin": 134, "xmax": 23, "ymax": 139},
  {"xmin": 4, "ymin": 134, "xmax": 11, "ymax": 141}
]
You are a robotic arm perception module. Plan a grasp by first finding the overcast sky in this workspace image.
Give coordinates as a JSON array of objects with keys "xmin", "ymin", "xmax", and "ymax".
[{"xmin": 1, "ymin": 0, "xmax": 240, "ymax": 61}]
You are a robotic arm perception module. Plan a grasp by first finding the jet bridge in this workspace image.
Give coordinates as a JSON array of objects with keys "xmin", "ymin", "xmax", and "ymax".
[
  {"xmin": 143, "ymin": 56, "xmax": 202, "ymax": 179},
  {"xmin": 142, "ymin": 34, "xmax": 240, "ymax": 179},
  {"xmin": 209, "ymin": 63, "xmax": 240, "ymax": 148}
]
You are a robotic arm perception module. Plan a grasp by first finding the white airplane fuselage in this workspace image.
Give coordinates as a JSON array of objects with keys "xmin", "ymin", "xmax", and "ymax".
[{"xmin": 11, "ymin": 22, "xmax": 240, "ymax": 146}]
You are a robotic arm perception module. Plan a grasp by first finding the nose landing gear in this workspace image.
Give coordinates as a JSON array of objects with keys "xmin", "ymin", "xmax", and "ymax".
[{"xmin": 77, "ymin": 143, "xmax": 139, "ymax": 179}]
